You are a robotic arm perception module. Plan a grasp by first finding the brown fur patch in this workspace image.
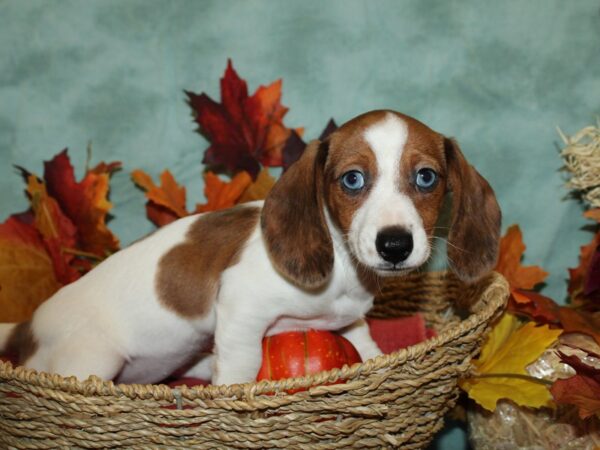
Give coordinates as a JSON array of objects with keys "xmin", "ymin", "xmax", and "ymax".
[
  {"xmin": 261, "ymin": 140, "xmax": 334, "ymax": 289},
  {"xmin": 324, "ymin": 129, "xmax": 379, "ymax": 234},
  {"xmin": 6, "ymin": 322, "xmax": 38, "ymax": 364},
  {"xmin": 156, "ymin": 206, "xmax": 261, "ymax": 317},
  {"xmin": 399, "ymin": 114, "xmax": 448, "ymax": 239},
  {"xmin": 444, "ymin": 138, "xmax": 501, "ymax": 282}
]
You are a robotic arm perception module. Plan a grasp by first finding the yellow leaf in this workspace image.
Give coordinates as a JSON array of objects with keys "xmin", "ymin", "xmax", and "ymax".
[{"xmin": 460, "ymin": 313, "xmax": 562, "ymax": 411}]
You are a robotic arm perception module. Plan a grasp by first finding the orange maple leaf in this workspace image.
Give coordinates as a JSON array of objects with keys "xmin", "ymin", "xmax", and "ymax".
[
  {"xmin": 495, "ymin": 225, "xmax": 549, "ymax": 305},
  {"xmin": 132, "ymin": 169, "xmax": 189, "ymax": 227},
  {"xmin": 195, "ymin": 171, "xmax": 252, "ymax": 213}
]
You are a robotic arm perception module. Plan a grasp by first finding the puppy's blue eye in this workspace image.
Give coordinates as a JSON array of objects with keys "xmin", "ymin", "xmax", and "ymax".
[
  {"xmin": 415, "ymin": 168, "xmax": 438, "ymax": 191},
  {"xmin": 341, "ymin": 171, "xmax": 365, "ymax": 192}
]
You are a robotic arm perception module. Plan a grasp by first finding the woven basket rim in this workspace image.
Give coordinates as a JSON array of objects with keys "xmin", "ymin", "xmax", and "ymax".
[{"xmin": 0, "ymin": 270, "xmax": 508, "ymax": 402}]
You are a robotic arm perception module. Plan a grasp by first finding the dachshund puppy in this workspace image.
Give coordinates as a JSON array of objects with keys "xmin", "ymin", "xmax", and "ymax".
[{"xmin": 0, "ymin": 110, "xmax": 501, "ymax": 385}]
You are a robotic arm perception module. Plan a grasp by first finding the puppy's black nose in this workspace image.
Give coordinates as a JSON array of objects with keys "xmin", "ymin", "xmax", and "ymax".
[{"xmin": 376, "ymin": 227, "xmax": 413, "ymax": 265}]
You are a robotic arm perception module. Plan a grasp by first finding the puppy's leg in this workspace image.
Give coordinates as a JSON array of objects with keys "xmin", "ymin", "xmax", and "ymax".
[
  {"xmin": 212, "ymin": 305, "xmax": 270, "ymax": 385},
  {"xmin": 340, "ymin": 319, "xmax": 382, "ymax": 361},
  {"xmin": 40, "ymin": 336, "xmax": 125, "ymax": 381}
]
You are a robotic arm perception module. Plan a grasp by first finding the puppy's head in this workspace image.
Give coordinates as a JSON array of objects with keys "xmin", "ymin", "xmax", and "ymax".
[{"xmin": 262, "ymin": 110, "xmax": 501, "ymax": 288}]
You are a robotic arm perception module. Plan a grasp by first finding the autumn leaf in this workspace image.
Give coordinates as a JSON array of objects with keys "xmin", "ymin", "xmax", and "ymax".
[
  {"xmin": 568, "ymin": 209, "xmax": 600, "ymax": 307},
  {"xmin": 238, "ymin": 168, "xmax": 276, "ymax": 203},
  {"xmin": 186, "ymin": 60, "xmax": 301, "ymax": 178},
  {"xmin": 460, "ymin": 313, "xmax": 562, "ymax": 411},
  {"xmin": 0, "ymin": 217, "xmax": 61, "ymax": 322},
  {"xmin": 26, "ymin": 175, "xmax": 80, "ymax": 284},
  {"xmin": 42, "ymin": 149, "xmax": 120, "ymax": 257},
  {"xmin": 496, "ymin": 225, "xmax": 549, "ymax": 294},
  {"xmin": 495, "ymin": 225, "xmax": 553, "ymax": 323},
  {"xmin": 550, "ymin": 352, "xmax": 600, "ymax": 419},
  {"xmin": 132, "ymin": 169, "xmax": 189, "ymax": 227},
  {"xmin": 508, "ymin": 290, "xmax": 561, "ymax": 325},
  {"xmin": 569, "ymin": 226, "xmax": 600, "ymax": 307},
  {"xmin": 195, "ymin": 171, "xmax": 252, "ymax": 213},
  {"xmin": 558, "ymin": 307, "xmax": 600, "ymax": 347},
  {"xmin": 282, "ymin": 118, "xmax": 338, "ymax": 170}
]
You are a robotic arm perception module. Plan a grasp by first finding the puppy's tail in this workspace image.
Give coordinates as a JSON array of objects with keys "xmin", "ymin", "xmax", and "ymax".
[{"xmin": 0, "ymin": 323, "xmax": 19, "ymax": 354}]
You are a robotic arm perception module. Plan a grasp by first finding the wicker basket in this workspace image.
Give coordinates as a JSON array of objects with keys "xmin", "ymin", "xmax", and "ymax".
[{"xmin": 0, "ymin": 271, "xmax": 508, "ymax": 449}]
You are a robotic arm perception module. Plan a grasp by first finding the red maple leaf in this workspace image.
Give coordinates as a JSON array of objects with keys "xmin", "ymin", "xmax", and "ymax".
[
  {"xmin": 186, "ymin": 60, "xmax": 301, "ymax": 178},
  {"xmin": 43, "ymin": 150, "xmax": 121, "ymax": 258}
]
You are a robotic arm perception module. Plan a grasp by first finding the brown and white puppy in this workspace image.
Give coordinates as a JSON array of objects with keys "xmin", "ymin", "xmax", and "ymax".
[{"xmin": 0, "ymin": 110, "xmax": 501, "ymax": 385}]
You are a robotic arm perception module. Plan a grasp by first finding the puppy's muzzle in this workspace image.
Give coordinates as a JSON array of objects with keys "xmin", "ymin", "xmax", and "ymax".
[{"xmin": 376, "ymin": 227, "xmax": 413, "ymax": 265}]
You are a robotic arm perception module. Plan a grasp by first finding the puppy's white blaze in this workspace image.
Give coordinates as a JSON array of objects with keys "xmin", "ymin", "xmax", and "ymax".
[{"xmin": 351, "ymin": 113, "xmax": 430, "ymax": 270}]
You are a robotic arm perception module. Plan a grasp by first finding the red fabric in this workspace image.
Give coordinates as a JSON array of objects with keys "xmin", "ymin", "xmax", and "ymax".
[
  {"xmin": 367, "ymin": 314, "xmax": 436, "ymax": 354},
  {"xmin": 1, "ymin": 315, "xmax": 435, "ymax": 387}
]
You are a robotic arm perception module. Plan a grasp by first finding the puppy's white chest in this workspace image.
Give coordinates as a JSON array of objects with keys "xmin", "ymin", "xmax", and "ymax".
[{"xmin": 265, "ymin": 294, "xmax": 372, "ymax": 336}]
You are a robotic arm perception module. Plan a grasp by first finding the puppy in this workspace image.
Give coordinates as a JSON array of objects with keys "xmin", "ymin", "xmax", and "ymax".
[{"xmin": 0, "ymin": 110, "xmax": 501, "ymax": 386}]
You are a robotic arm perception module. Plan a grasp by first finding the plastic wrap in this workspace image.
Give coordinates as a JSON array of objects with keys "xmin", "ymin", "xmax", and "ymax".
[{"xmin": 468, "ymin": 341, "xmax": 600, "ymax": 450}]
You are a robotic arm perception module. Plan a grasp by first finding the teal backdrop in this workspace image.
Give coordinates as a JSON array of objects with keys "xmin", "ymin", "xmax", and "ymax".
[{"xmin": 1, "ymin": 1, "xmax": 599, "ymax": 448}]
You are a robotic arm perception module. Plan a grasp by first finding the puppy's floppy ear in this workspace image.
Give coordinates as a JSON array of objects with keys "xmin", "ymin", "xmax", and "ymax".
[
  {"xmin": 261, "ymin": 139, "xmax": 333, "ymax": 289},
  {"xmin": 444, "ymin": 138, "xmax": 501, "ymax": 283}
]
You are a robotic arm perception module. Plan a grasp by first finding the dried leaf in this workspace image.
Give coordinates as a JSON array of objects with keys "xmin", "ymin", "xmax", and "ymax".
[
  {"xmin": 460, "ymin": 313, "xmax": 562, "ymax": 411},
  {"xmin": 43, "ymin": 150, "xmax": 120, "ymax": 257},
  {"xmin": 132, "ymin": 169, "xmax": 188, "ymax": 227},
  {"xmin": 569, "ymin": 230, "xmax": 600, "ymax": 307},
  {"xmin": 560, "ymin": 333, "xmax": 600, "ymax": 358},
  {"xmin": 495, "ymin": 225, "xmax": 549, "ymax": 291},
  {"xmin": 186, "ymin": 60, "xmax": 300, "ymax": 178},
  {"xmin": 26, "ymin": 175, "xmax": 80, "ymax": 284},
  {"xmin": 558, "ymin": 308, "xmax": 600, "ymax": 347},
  {"xmin": 551, "ymin": 352, "xmax": 600, "ymax": 419},
  {"xmin": 195, "ymin": 171, "xmax": 252, "ymax": 213},
  {"xmin": 238, "ymin": 168, "xmax": 276, "ymax": 203},
  {"xmin": 507, "ymin": 290, "xmax": 561, "ymax": 325},
  {"xmin": 282, "ymin": 119, "xmax": 338, "ymax": 170},
  {"xmin": 0, "ymin": 217, "xmax": 61, "ymax": 322}
]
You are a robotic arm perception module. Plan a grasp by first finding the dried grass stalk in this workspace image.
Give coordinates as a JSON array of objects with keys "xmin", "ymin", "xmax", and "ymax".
[{"xmin": 558, "ymin": 121, "xmax": 600, "ymax": 208}]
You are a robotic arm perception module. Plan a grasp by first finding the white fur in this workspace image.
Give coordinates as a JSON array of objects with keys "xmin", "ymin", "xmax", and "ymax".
[
  {"xmin": 1, "ymin": 201, "xmax": 381, "ymax": 385},
  {"xmin": 350, "ymin": 113, "xmax": 430, "ymax": 272},
  {"xmin": 0, "ymin": 113, "xmax": 439, "ymax": 386}
]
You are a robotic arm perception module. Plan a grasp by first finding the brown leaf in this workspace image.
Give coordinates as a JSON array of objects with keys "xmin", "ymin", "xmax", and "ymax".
[
  {"xmin": 558, "ymin": 307, "xmax": 600, "ymax": 347},
  {"xmin": 551, "ymin": 352, "xmax": 600, "ymax": 419}
]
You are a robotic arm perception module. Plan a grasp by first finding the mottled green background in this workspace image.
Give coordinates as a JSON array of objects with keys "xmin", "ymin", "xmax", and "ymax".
[{"xmin": 1, "ymin": 1, "xmax": 599, "ymax": 448}]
